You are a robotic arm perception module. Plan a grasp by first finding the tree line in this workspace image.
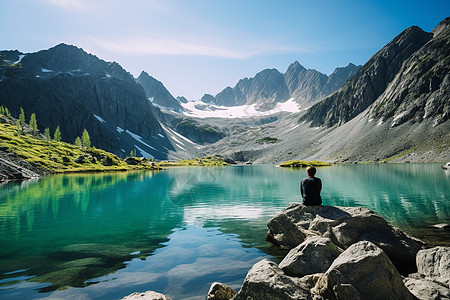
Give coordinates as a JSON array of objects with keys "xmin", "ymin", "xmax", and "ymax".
[{"xmin": 0, "ymin": 105, "xmax": 91, "ymax": 148}]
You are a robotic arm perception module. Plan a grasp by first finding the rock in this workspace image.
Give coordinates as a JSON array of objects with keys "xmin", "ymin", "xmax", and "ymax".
[
  {"xmin": 416, "ymin": 247, "xmax": 450, "ymax": 286},
  {"xmin": 314, "ymin": 241, "xmax": 415, "ymax": 300},
  {"xmin": 233, "ymin": 259, "xmax": 320, "ymax": 300},
  {"xmin": 404, "ymin": 277, "xmax": 450, "ymax": 300},
  {"xmin": 122, "ymin": 291, "xmax": 172, "ymax": 300},
  {"xmin": 279, "ymin": 236, "xmax": 341, "ymax": 277},
  {"xmin": 431, "ymin": 223, "xmax": 450, "ymax": 231},
  {"xmin": 207, "ymin": 282, "xmax": 236, "ymax": 300},
  {"xmin": 75, "ymin": 154, "xmax": 91, "ymax": 163},
  {"xmin": 125, "ymin": 156, "xmax": 141, "ymax": 165},
  {"xmin": 266, "ymin": 203, "xmax": 423, "ymax": 274}
]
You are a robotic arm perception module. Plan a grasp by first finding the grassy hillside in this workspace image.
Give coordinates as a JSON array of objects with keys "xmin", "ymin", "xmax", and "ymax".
[
  {"xmin": 0, "ymin": 119, "xmax": 158, "ymax": 174},
  {"xmin": 157, "ymin": 156, "xmax": 229, "ymax": 167}
]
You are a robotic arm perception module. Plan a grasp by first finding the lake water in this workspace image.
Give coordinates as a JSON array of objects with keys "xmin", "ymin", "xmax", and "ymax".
[{"xmin": 0, "ymin": 164, "xmax": 449, "ymax": 299}]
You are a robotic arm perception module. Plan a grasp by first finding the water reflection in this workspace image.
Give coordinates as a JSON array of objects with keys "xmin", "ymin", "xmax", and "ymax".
[{"xmin": 0, "ymin": 164, "xmax": 448, "ymax": 299}]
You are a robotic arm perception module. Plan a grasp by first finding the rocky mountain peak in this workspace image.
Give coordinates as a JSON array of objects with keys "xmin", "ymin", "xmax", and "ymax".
[
  {"xmin": 432, "ymin": 16, "xmax": 450, "ymax": 37},
  {"xmin": 286, "ymin": 61, "xmax": 307, "ymax": 74},
  {"xmin": 136, "ymin": 71, "xmax": 182, "ymax": 112},
  {"xmin": 300, "ymin": 21, "xmax": 435, "ymax": 128}
]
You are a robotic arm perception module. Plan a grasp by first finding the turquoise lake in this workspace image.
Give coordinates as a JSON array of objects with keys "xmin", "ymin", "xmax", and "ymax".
[{"xmin": 0, "ymin": 164, "xmax": 449, "ymax": 299}]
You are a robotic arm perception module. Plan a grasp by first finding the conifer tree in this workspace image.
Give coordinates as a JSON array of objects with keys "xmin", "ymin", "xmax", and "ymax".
[
  {"xmin": 19, "ymin": 107, "xmax": 25, "ymax": 131},
  {"xmin": 81, "ymin": 129, "xmax": 91, "ymax": 148},
  {"xmin": 54, "ymin": 126, "xmax": 61, "ymax": 142},
  {"xmin": 75, "ymin": 136, "xmax": 82, "ymax": 147},
  {"xmin": 44, "ymin": 127, "xmax": 51, "ymax": 140},
  {"xmin": 0, "ymin": 106, "xmax": 4, "ymax": 115},
  {"xmin": 15, "ymin": 120, "xmax": 21, "ymax": 134},
  {"xmin": 5, "ymin": 107, "xmax": 11, "ymax": 117},
  {"xmin": 130, "ymin": 149, "xmax": 136, "ymax": 157},
  {"xmin": 29, "ymin": 113, "xmax": 37, "ymax": 134}
]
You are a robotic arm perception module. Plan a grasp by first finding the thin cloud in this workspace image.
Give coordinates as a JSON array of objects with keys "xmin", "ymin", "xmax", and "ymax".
[
  {"xmin": 89, "ymin": 36, "xmax": 308, "ymax": 59},
  {"xmin": 44, "ymin": 0, "xmax": 89, "ymax": 11}
]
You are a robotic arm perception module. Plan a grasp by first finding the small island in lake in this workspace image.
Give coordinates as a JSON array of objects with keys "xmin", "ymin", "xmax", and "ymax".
[{"xmin": 279, "ymin": 160, "xmax": 332, "ymax": 168}]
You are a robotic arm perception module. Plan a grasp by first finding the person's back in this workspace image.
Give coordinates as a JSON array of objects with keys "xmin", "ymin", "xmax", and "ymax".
[{"xmin": 300, "ymin": 166, "xmax": 322, "ymax": 206}]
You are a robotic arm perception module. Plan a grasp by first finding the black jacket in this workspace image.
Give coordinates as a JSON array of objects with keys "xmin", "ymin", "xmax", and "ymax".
[{"xmin": 300, "ymin": 176, "xmax": 322, "ymax": 205}]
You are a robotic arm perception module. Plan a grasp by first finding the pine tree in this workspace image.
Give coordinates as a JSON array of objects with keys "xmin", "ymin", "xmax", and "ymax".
[
  {"xmin": 0, "ymin": 106, "xmax": 4, "ymax": 115},
  {"xmin": 75, "ymin": 136, "xmax": 82, "ymax": 147},
  {"xmin": 54, "ymin": 126, "xmax": 61, "ymax": 142},
  {"xmin": 29, "ymin": 113, "xmax": 38, "ymax": 134},
  {"xmin": 5, "ymin": 107, "xmax": 11, "ymax": 117},
  {"xmin": 44, "ymin": 127, "xmax": 51, "ymax": 140},
  {"xmin": 15, "ymin": 120, "xmax": 21, "ymax": 134},
  {"xmin": 130, "ymin": 149, "xmax": 136, "ymax": 157},
  {"xmin": 81, "ymin": 129, "xmax": 91, "ymax": 148},
  {"xmin": 19, "ymin": 107, "xmax": 25, "ymax": 131}
]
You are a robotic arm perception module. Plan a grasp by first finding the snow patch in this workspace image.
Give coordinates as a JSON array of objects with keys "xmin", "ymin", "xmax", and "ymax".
[
  {"xmin": 134, "ymin": 145, "xmax": 155, "ymax": 159},
  {"xmin": 116, "ymin": 126, "xmax": 125, "ymax": 133},
  {"xmin": 13, "ymin": 55, "xmax": 25, "ymax": 64},
  {"xmin": 93, "ymin": 114, "xmax": 106, "ymax": 123},
  {"xmin": 287, "ymin": 124, "xmax": 299, "ymax": 133},
  {"xmin": 158, "ymin": 133, "xmax": 164, "ymax": 138},
  {"xmin": 126, "ymin": 130, "xmax": 157, "ymax": 150},
  {"xmin": 160, "ymin": 124, "xmax": 196, "ymax": 145},
  {"xmin": 105, "ymin": 73, "xmax": 112, "ymax": 78},
  {"xmin": 176, "ymin": 144, "xmax": 186, "ymax": 151},
  {"xmin": 41, "ymin": 68, "xmax": 53, "ymax": 73},
  {"xmin": 121, "ymin": 149, "xmax": 125, "ymax": 153},
  {"xmin": 148, "ymin": 97, "xmax": 154, "ymax": 102},
  {"xmin": 180, "ymin": 98, "xmax": 301, "ymax": 119}
]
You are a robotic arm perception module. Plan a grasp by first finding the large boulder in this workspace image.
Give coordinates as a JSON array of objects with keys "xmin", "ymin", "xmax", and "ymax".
[
  {"xmin": 207, "ymin": 282, "xmax": 236, "ymax": 300},
  {"xmin": 122, "ymin": 291, "xmax": 171, "ymax": 300},
  {"xmin": 233, "ymin": 259, "xmax": 321, "ymax": 300},
  {"xmin": 404, "ymin": 246, "xmax": 450, "ymax": 300},
  {"xmin": 404, "ymin": 277, "xmax": 450, "ymax": 300},
  {"xmin": 416, "ymin": 246, "xmax": 450, "ymax": 286},
  {"xmin": 279, "ymin": 236, "xmax": 341, "ymax": 277},
  {"xmin": 314, "ymin": 241, "xmax": 415, "ymax": 300},
  {"xmin": 266, "ymin": 203, "xmax": 423, "ymax": 274}
]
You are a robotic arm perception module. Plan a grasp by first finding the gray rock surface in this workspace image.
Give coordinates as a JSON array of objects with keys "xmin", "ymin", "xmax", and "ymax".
[
  {"xmin": 279, "ymin": 236, "xmax": 341, "ymax": 277},
  {"xmin": 300, "ymin": 23, "xmax": 434, "ymax": 127},
  {"xmin": 233, "ymin": 259, "xmax": 320, "ymax": 300},
  {"xmin": 0, "ymin": 149, "xmax": 48, "ymax": 183},
  {"xmin": 404, "ymin": 277, "xmax": 450, "ymax": 300},
  {"xmin": 136, "ymin": 71, "xmax": 182, "ymax": 112},
  {"xmin": 266, "ymin": 203, "xmax": 423, "ymax": 274},
  {"xmin": 207, "ymin": 282, "xmax": 236, "ymax": 300},
  {"xmin": 122, "ymin": 291, "xmax": 172, "ymax": 300},
  {"xmin": 314, "ymin": 241, "xmax": 415, "ymax": 300},
  {"xmin": 416, "ymin": 246, "xmax": 450, "ymax": 286},
  {"xmin": 404, "ymin": 247, "xmax": 450, "ymax": 299}
]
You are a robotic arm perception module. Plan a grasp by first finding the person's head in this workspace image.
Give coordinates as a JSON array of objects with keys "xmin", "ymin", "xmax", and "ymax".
[{"xmin": 306, "ymin": 166, "xmax": 316, "ymax": 177}]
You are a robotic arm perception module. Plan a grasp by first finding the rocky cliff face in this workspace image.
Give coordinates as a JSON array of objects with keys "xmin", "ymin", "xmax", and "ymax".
[
  {"xmin": 204, "ymin": 62, "xmax": 360, "ymax": 111},
  {"xmin": 0, "ymin": 44, "xmax": 172, "ymax": 159},
  {"xmin": 299, "ymin": 18, "xmax": 449, "ymax": 128},
  {"xmin": 136, "ymin": 71, "xmax": 182, "ymax": 112}
]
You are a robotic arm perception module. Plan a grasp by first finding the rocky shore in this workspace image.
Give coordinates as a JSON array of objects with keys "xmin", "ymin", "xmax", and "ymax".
[
  {"xmin": 0, "ymin": 149, "xmax": 49, "ymax": 183},
  {"xmin": 123, "ymin": 203, "xmax": 450, "ymax": 300}
]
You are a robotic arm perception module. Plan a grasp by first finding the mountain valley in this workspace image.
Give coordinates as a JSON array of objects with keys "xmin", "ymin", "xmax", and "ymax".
[{"xmin": 1, "ymin": 17, "xmax": 449, "ymax": 166}]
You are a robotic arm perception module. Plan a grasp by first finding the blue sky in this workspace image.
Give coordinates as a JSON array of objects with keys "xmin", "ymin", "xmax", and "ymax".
[{"xmin": 1, "ymin": 0, "xmax": 449, "ymax": 99}]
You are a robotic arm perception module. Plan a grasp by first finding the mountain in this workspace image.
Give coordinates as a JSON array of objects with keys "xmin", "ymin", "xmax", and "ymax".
[
  {"xmin": 201, "ymin": 63, "xmax": 360, "ymax": 111},
  {"xmin": 136, "ymin": 71, "xmax": 183, "ymax": 112},
  {"xmin": 300, "ymin": 18, "xmax": 449, "ymax": 128},
  {"xmin": 199, "ymin": 17, "xmax": 449, "ymax": 164},
  {"xmin": 0, "ymin": 43, "xmax": 173, "ymax": 159}
]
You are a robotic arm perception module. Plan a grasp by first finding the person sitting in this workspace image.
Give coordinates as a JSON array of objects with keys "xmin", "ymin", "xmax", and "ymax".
[{"xmin": 300, "ymin": 166, "xmax": 322, "ymax": 206}]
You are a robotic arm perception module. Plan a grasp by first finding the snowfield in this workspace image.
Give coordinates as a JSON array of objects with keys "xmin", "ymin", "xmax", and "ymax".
[{"xmin": 180, "ymin": 98, "xmax": 301, "ymax": 119}]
